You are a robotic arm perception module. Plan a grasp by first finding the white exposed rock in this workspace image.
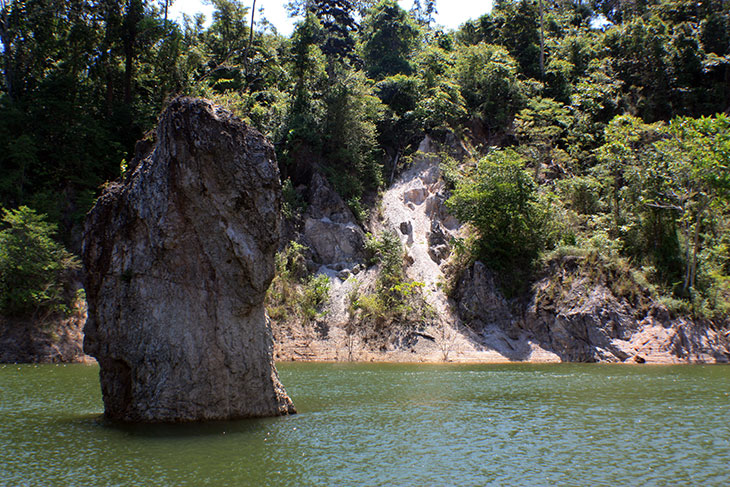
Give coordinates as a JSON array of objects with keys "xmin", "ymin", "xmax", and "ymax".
[{"xmin": 403, "ymin": 186, "xmax": 427, "ymax": 205}]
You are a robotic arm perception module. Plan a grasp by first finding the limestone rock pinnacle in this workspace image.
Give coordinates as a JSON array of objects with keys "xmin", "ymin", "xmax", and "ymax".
[{"xmin": 82, "ymin": 97, "xmax": 295, "ymax": 422}]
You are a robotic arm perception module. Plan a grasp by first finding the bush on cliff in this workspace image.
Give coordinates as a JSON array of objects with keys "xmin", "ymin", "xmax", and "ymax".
[
  {"xmin": 266, "ymin": 242, "xmax": 330, "ymax": 327},
  {"xmin": 349, "ymin": 231, "xmax": 433, "ymax": 341},
  {"xmin": 0, "ymin": 206, "xmax": 79, "ymax": 319},
  {"xmin": 447, "ymin": 150, "xmax": 548, "ymax": 271}
]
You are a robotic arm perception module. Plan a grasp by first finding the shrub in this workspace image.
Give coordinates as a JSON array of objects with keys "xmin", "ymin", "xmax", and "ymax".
[
  {"xmin": 447, "ymin": 149, "xmax": 546, "ymax": 271},
  {"xmin": 266, "ymin": 242, "xmax": 330, "ymax": 326},
  {"xmin": 0, "ymin": 206, "xmax": 80, "ymax": 318},
  {"xmin": 353, "ymin": 231, "xmax": 432, "ymax": 336},
  {"xmin": 281, "ymin": 178, "xmax": 306, "ymax": 219}
]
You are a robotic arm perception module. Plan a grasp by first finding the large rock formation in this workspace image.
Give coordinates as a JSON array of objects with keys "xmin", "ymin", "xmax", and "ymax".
[{"xmin": 82, "ymin": 97, "xmax": 295, "ymax": 422}]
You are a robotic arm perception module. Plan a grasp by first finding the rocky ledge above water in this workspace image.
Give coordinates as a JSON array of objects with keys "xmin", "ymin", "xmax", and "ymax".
[
  {"xmin": 452, "ymin": 256, "xmax": 730, "ymax": 364},
  {"xmin": 0, "ymin": 305, "xmax": 90, "ymax": 364}
]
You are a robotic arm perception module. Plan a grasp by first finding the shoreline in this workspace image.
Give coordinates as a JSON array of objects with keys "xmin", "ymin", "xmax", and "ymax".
[
  {"xmin": 273, "ymin": 349, "xmax": 720, "ymax": 365},
  {"xmin": 5, "ymin": 356, "xmax": 723, "ymax": 366}
]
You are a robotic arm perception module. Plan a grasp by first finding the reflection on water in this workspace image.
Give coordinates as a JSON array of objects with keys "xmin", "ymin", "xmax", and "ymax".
[{"xmin": 1, "ymin": 362, "xmax": 729, "ymax": 486}]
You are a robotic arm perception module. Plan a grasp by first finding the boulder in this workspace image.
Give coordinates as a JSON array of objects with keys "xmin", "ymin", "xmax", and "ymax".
[
  {"xmin": 427, "ymin": 221, "xmax": 450, "ymax": 264},
  {"xmin": 399, "ymin": 221, "xmax": 413, "ymax": 236},
  {"xmin": 453, "ymin": 262, "xmax": 514, "ymax": 333},
  {"xmin": 303, "ymin": 217, "xmax": 364, "ymax": 264},
  {"xmin": 403, "ymin": 186, "xmax": 427, "ymax": 205},
  {"xmin": 305, "ymin": 172, "xmax": 353, "ymax": 224},
  {"xmin": 82, "ymin": 97, "xmax": 295, "ymax": 422},
  {"xmin": 299, "ymin": 172, "xmax": 366, "ymax": 265}
]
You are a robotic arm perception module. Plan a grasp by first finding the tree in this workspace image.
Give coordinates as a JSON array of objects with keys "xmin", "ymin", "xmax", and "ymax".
[
  {"xmin": 202, "ymin": 0, "xmax": 251, "ymax": 91},
  {"xmin": 515, "ymin": 96, "xmax": 572, "ymax": 179},
  {"xmin": 361, "ymin": 0, "xmax": 420, "ymax": 80},
  {"xmin": 0, "ymin": 0, "xmax": 13, "ymax": 99},
  {"xmin": 283, "ymin": 9, "xmax": 383, "ymax": 201},
  {"xmin": 596, "ymin": 113, "xmax": 730, "ymax": 298},
  {"xmin": 447, "ymin": 149, "xmax": 546, "ymax": 273},
  {"xmin": 320, "ymin": 69, "xmax": 383, "ymax": 199},
  {"xmin": 602, "ymin": 15, "xmax": 672, "ymax": 121},
  {"xmin": 160, "ymin": 0, "xmax": 175, "ymax": 25},
  {"xmin": 287, "ymin": 0, "xmax": 361, "ymax": 68},
  {"xmin": 122, "ymin": 0, "xmax": 145, "ymax": 105},
  {"xmin": 654, "ymin": 115, "xmax": 730, "ymax": 294},
  {"xmin": 314, "ymin": 0, "xmax": 360, "ymax": 68},
  {"xmin": 0, "ymin": 206, "xmax": 79, "ymax": 318},
  {"xmin": 284, "ymin": 11, "xmax": 327, "ymax": 156},
  {"xmin": 410, "ymin": 0, "xmax": 437, "ymax": 28},
  {"xmin": 454, "ymin": 43, "xmax": 524, "ymax": 129},
  {"xmin": 489, "ymin": 0, "xmax": 542, "ymax": 79},
  {"xmin": 596, "ymin": 114, "xmax": 665, "ymax": 241}
]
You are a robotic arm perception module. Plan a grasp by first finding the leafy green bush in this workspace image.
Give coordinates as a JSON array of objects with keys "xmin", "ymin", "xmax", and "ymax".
[
  {"xmin": 266, "ymin": 242, "xmax": 330, "ymax": 326},
  {"xmin": 454, "ymin": 43, "xmax": 525, "ymax": 128},
  {"xmin": 281, "ymin": 178, "xmax": 307, "ymax": 219},
  {"xmin": 353, "ymin": 231, "xmax": 432, "ymax": 336},
  {"xmin": 447, "ymin": 149, "xmax": 546, "ymax": 271},
  {"xmin": 0, "ymin": 206, "xmax": 80, "ymax": 318}
]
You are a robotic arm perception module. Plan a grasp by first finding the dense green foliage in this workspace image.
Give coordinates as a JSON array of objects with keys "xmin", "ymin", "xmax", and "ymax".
[
  {"xmin": 447, "ymin": 150, "xmax": 546, "ymax": 271},
  {"xmin": 0, "ymin": 206, "xmax": 79, "ymax": 318},
  {"xmin": 267, "ymin": 242, "xmax": 330, "ymax": 325},
  {"xmin": 1, "ymin": 0, "xmax": 729, "ymax": 321}
]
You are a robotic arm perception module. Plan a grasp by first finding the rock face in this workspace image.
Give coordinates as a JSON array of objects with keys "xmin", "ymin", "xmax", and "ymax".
[
  {"xmin": 0, "ymin": 307, "xmax": 89, "ymax": 363},
  {"xmin": 453, "ymin": 257, "xmax": 730, "ymax": 364},
  {"xmin": 301, "ymin": 172, "xmax": 365, "ymax": 265},
  {"xmin": 82, "ymin": 97, "xmax": 295, "ymax": 422}
]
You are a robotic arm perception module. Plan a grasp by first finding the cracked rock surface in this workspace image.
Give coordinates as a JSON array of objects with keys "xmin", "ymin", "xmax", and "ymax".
[{"xmin": 83, "ymin": 97, "xmax": 294, "ymax": 422}]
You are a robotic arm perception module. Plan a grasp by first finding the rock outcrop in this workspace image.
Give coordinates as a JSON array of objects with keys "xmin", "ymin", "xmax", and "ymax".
[
  {"xmin": 301, "ymin": 173, "xmax": 365, "ymax": 265},
  {"xmin": 0, "ymin": 306, "xmax": 89, "ymax": 363},
  {"xmin": 268, "ymin": 132, "xmax": 730, "ymax": 365},
  {"xmin": 453, "ymin": 256, "xmax": 730, "ymax": 364},
  {"xmin": 82, "ymin": 97, "xmax": 295, "ymax": 422}
]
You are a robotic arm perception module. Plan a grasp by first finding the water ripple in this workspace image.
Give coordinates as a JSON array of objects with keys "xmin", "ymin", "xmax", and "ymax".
[{"xmin": 1, "ymin": 363, "xmax": 729, "ymax": 486}]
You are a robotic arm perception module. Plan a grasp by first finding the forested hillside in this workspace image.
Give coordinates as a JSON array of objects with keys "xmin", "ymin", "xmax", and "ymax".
[{"xmin": 1, "ymin": 0, "xmax": 728, "ymax": 331}]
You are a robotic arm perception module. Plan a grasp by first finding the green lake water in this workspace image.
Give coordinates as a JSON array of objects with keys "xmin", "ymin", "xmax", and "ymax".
[{"xmin": 1, "ymin": 362, "xmax": 729, "ymax": 486}]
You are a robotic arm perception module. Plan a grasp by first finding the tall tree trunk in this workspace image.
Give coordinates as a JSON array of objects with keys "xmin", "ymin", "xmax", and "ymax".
[
  {"xmin": 123, "ymin": 43, "xmax": 133, "ymax": 105},
  {"xmin": 538, "ymin": 0, "xmax": 545, "ymax": 79},
  {"xmin": 611, "ymin": 168, "xmax": 622, "ymax": 238},
  {"xmin": 725, "ymin": 64, "xmax": 730, "ymax": 114},
  {"xmin": 243, "ymin": 0, "xmax": 257, "ymax": 88},
  {"xmin": 682, "ymin": 217, "xmax": 692, "ymax": 295},
  {"xmin": 690, "ymin": 215, "xmax": 701, "ymax": 291},
  {"xmin": 106, "ymin": 59, "xmax": 114, "ymax": 116},
  {"xmin": 689, "ymin": 198, "xmax": 712, "ymax": 292},
  {"xmin": 0, "ymin": 0, "xmax": 13, "ymax": 100},
  {"xmin": 122, "ymin": 1, "xmax": 142, "ymax": 107}
]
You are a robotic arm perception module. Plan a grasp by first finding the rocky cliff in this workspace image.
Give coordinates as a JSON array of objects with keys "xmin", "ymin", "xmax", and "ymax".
[
  {"xmin": 269, "ymin": 135, "xmax": 730, "ymax": 364},
  {"xmin": 453, "ymin": 256, "xmax": 730, "ymax": 364},
  {"xmin": 82, "ymin": 97, "xmax": 295, "ymax": 422},
  {"xmin": 0, "ymin": 304, "xmax": 89, "ymax": 363}
]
